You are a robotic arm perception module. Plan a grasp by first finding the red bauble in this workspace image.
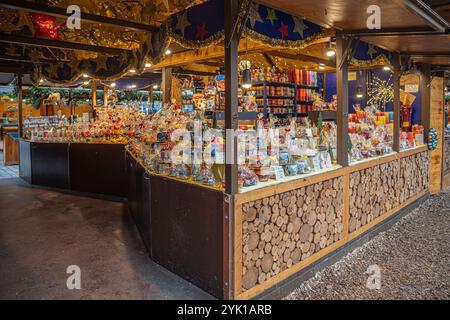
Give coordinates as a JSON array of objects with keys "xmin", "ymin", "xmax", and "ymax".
[{"xmin": 31, "ymin": 13, "xmax": 61, "ymax": 40}]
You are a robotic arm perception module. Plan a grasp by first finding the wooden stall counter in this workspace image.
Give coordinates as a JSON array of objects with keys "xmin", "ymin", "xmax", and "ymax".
[
  {"xmin": 233, "ymin": 146, "xmax": 429, "ymax": 299},
  {"xmin": 19, "ymin": 140, "xmax": 127, "ymax": 197}
]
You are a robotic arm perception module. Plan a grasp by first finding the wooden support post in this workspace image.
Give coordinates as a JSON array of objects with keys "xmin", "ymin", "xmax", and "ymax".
[
  {"xmin": 103, "ymin": 84, "xmax": 108, "ymax": 107},
  {"xmin": 393, "ymin": 53, "xmax": 401, "ymax": 152},
  {"xmin": 420, "ymin": 63, "xmax": 431, "ymax": 139},
  {"xmin": 336, "ymin": 35, "xmax": 349, "ymax": 166},
  {"xmin": 91, "ymin": 81, "xmax": 97, "ymax": 108},
  {"xmin": 224, "ymin": 0, "xmax": 239, "ymax": 196},
  {"xmin": 162, "ymin": 67, "xmax": 172, "ymax": 104},
  {"xmin": 17, "ymin": 74, "xmax": 23, "ymax": 138}
]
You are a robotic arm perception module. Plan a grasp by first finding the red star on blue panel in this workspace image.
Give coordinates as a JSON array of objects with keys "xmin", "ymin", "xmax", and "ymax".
[
  {"xmin": 195, "ymin": 23, "xmax": 209, "ymax": 40},
  {"xmin": 278, "ymin": 22, "xmax": 289, "ymax": 39}
]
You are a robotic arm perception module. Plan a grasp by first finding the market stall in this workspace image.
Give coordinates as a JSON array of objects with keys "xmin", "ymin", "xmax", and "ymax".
[{"xmin": 2, "ymin": 0, "xmax": 446, "ymax": 300}]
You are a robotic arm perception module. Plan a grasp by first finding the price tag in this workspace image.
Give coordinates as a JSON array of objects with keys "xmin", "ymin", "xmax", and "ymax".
[{"xmin": 272, "ymin": 165, "xmax": 285, "ymax": 180}]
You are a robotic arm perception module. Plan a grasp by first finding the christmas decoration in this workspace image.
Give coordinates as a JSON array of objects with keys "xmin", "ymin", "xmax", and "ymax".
[
  {"xmin": 292, "ymin": 17, "xmax": 307, "ymax": 38},
  {"xmin": 266, "ymin": 8, "xmax": 277, "ymax": 26},
  {"xmin": 278, "ymin": 22, "xmax": 289, "ymax": 39},
  {"xmin": 367, "ymin": 75, "xmax": 394, "ymax": 111},
  {"xmin": 428, "ymin": 128, "xmax": 438, "ymax": 151},
  {"xmin": 31, "ymin": 13, "xmax": 62, "ymax": 40},
  {"xmin": 248, "ymin": 3, "xmax": 264, "ymax": 29},
  {"xmin": 174, "ymin": 10, "xmax": 191, "ymax": 37}
]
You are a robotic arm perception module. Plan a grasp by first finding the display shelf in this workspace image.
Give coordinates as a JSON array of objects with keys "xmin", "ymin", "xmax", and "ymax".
[{"xmin": 308, "ymin": 110, "xmax": 337, "ymax": 122}]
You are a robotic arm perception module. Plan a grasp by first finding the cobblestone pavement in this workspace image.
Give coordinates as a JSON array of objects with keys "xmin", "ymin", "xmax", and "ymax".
[{"xmin": 285, "ymin": 189, "xmax": 450, "ymax": 300}]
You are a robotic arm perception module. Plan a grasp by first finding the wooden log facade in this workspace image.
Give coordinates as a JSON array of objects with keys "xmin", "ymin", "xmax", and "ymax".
[
  {"xmin": 241, "ymin": 177, "xmax": 344, "ymax": 290},
  {"xmin": 233, "ymin": 147, "xmax": 429, "ymax": 299}
]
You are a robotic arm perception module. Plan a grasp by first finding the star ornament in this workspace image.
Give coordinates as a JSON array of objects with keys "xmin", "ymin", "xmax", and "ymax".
[
  {"xmin": 248, "ymin": 3, "xmax": 263, "ymax": 29},
  {"xmin": 266, "ymin": 8, "xmax": 278, "ymax": 26},
  {"xmin": 175, "ymin": 10, "xmax": 191, "ymax": 37},
  {"xmin": 278, "ymin": 22, "xmax": 289, "ymax": 39},
  {"xmin": 195, "ymin": 23, "xmax": 209, "ymax": 40},
  {"xmin": 367, "ymin": 44, "xmax": 377, "ymax": 58},
  {"xmin": 292, "ymin": 17, "xmax": 308, "ymax": 39}
]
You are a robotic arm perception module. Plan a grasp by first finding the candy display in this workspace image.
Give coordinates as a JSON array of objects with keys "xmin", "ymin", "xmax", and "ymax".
[
  {"xmin": 23, "ymin": 106, "xmax": 145, "ymax": 144},
  {"xmin": 348, "ymin": 105, "xmax": 393, "ymax": 161}
]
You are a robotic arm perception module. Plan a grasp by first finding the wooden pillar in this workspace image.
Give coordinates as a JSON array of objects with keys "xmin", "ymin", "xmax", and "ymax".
[
  {"xmin": 336, "ymin": 35, "xmax": 349, "ymax": 166},
  {"xmin": 103, "ymin": 84, "xmax": 108, "ymax": 107},
  {"xmin": 420, "ymin": 63, "xmax": 431, "ymax": 139},
  {"xmin": 393, "ymin": 53, "xmax": 401, "ymax": 152},
  {"xmin": 224, "ymin": 0, "xmax": 239, "ymax": 195},
  {"xmin": 162, "ymin": 67, "xmax": 172, "ymax": 104},
  {"xmin": 17, "ymin": 74, "xmax": 23, "ymax": 138},
  {"xmin": 91, "ymin": 81, "xmax": 97, "ymax": 108}
]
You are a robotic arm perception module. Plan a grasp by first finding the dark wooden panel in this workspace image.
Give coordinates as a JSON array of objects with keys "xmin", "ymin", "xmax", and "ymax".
[
  {"xmin": 69, "ymin": 143, "xmax": 127, "ymax": 197},
  {"xmin": 19, "ymin": 140, "xmax": 32, "ymax": 183},
  {"xmin": 31, "ymin": 142, "xmax": 69, "ymax": 189},
  {"xmin": 126, "ymin": 154, "xmax": 151, "ymax": 251},
  {"xmin": 150, "ymin": 175, "xmax": 224, "ymax": 298}
]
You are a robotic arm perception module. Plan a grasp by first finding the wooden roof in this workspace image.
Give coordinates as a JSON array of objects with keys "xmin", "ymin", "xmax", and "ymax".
[{"xmin": 259, "ymin": 0, "xmax": 450, "ymax": 66}]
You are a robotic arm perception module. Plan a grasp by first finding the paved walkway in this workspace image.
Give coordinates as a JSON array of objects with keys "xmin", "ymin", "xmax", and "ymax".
[
  {"xmin": 0, "ymin": 151, "xmax": 19, "ymax": 179},
  {"xmin": 285, "ymin": 189, "xmax": 450, "ymax": 300},
  {"xmin": 0, "ymin": 178, "xmax": 212, "ymax": 299}
]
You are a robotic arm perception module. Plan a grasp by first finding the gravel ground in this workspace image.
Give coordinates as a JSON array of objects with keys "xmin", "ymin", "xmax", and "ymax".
[{"xmin": 285, "ymin": 189, "xmax": 450, "ymax": 300}]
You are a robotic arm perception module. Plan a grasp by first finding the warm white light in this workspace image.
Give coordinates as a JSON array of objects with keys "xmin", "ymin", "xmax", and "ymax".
[
  {"xmin": 326, "ymin": 49, "xmax": 336, "ymax": 57},
  {"xmin": 165, "ymin": 49, "xmax": 172, "ymax": 55},
  {"xmin": 383, "ymin": 66, "xmax": 391, "ymax": 71},
  {"xmin": 145, "ymin": 63, "xmax": 152, "ymax": 68},
  {"xmin": 110, "ymin": 82, "xmax": 116, "ymax": 88},
  {"xmin": 153, "ymin": 84, "xmax": 159, "ymax": 89},
  {"xmin": 83, "ymin": 81, "xmax": 89, "ymax": 85},
  {"xmin": 319, "ymin": 65, "xmax": 325, "ymax": 70},
  {"xmin": 129, "ymin": 69, "xmax": 136, "ymax": 73},
  {"xmin": 10, "ymin": 98, "xmax": 14, "ymax": 101},
  {"xmin": 39, "ymin": 79, "xmax": 44, "ymax": 83},
  {"xmin": 242, "ymin": 83, "xmax": 252, "ymax": 89},
  {"xmin": 319, "ymin": 63, "xmax": 325, "ymax": 66},
  {"xmin": 356, "ymin": 93, "xmax": 363, "ymax": 99},
  {"xmin": 82, "ymin": 74, "xmax": 89, "ymax": 78},
  {"xmin": 130, "ymin": 84, "xmax": 137, "ymax": 88}
]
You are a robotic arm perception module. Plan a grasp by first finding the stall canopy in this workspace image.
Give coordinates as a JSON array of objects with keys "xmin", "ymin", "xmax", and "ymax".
[
  {"xmin": 0, "ymin": 0, "xmax": 408, "ymax": 85},
  {"xmin": 259, "ymin": 0, "xmax": 450, "ymax": 68}
]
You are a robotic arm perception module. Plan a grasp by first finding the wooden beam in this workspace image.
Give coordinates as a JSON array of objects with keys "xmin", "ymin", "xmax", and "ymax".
[
  {"xmin": 393, "ymin": 53, "xmax": 401, "ymax": 152},
  {"xmin": 17, "ymin": 74, "xmax": 23, "ymax": 138},
  {"xmin": 262, "ymin": 54, "xmax": 281, "ymax": 72},
  {"xmin": 224, "ymin": 0, "xmax": 239, "ymax": 197},
  {"xmin": 0, "ymin": 54, "xmax": 66, "ymax": 64},
  {"xmin": 0, "ymin": 0, "xmax": 159, "ymax": 32},
  {"xmin": 0, "ymin": 33, "xmax": 129, "ymax": 55},
  {"xmin": 266, "ymin": 50, "xmax": 335, "ymax": 68},
  {"xmin": 336, "ymin": 35, "xmax": 349, "ymax": 167},
  {"xmin": 162, "ymin": 67, "xmax": 172, "ymax": 104},
  {"xmin": 342, "ymin": 26, "xmax": 442, "ymax": 37},
  {"xmin": 151, "ymin": 41, "xmax": 266, "ymax": 69}
]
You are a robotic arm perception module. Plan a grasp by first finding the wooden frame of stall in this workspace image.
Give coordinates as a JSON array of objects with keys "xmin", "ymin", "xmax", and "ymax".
[{"xmin": 4, "ymin": 0, "xmax": 447, "ymax": 301}]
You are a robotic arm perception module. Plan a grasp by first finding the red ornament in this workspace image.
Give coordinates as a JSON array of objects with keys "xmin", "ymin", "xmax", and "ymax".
[
  {"xmin": 195, "ymin": 23, "xmax": 209, "ymax": 40},
  {"xmin": 278, "ymin": 22, "xmax": 289, "ymax": 39},
  {"xmin": 31, "ymin": 13, "xmax": 62, "ymax": 40}
]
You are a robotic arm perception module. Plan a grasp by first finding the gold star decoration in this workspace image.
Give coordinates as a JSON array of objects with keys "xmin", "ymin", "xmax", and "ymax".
[
  {"xmin": 175, "ymin": 10, "xmax": 191, "ymax": 37},
  {"xmin": 367, "ymin": 44, "xmax": 377, "ymax": 58},
  {"xmin": 266, "ymin": 8, "xmax": 277, "ymax": 26},
  {"xmin": 248, "ymin": 3, "xmax": 263, "ymax": 29},
  {"xmin": 95, "ymin": 56, "xmax": 109, "ymax": 72},
  {"xmin": 46, "ymin": 63, "xmax": 60, "ymax": 79},
  {"xmin": 292, "ymin": 17, "xmax": 308, "ymax": 39}
]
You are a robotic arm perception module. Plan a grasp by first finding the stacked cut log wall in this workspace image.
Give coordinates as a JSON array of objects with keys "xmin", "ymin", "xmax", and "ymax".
[
  {"xmin": 399, "ymin": 151, "xmax": 429, "ymax": 203},
  {"xmin": 349, "ymin": 161, "xmax": 399, "ymax": 233},
  {"xmin": 241, "ymin": 177, "xmax": 343, "ymax": 291}
]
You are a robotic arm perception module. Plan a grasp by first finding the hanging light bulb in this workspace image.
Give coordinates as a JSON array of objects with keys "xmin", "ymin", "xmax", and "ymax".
[
  {"xmin": 383, "ymin": 65, "xmax": 391, "ymax": 71},
  {"xmin": 240, "ymin": 60, "xmax": 252, "ymax": 89},
  {"xmin": 165, "ymin": 49, "xmax": 172, "ymax": 55},
  {"xmin": 82, "ymin": 73, "xmax": 89, "ymax": 78},
  {"xmin": 318, "ymin": 63, "xmax": 325, "ymax": 70},
  {"xmin": 153, "ymin": 84, "xmax": 159, "ymax": 90},
  {"xmin": 326, "ymin": 41, "xmax": 336, "ymax": 57},
  {"xmin": 110, "ymin": 82, "xmax": 116, "ymax": 88},
  {"xmin": 129, "ymin": 69, "xmax": 136, "ymax": 73},
  {"xmin": 356, "ymin": 85, "xmax": 363, "ymax": 99}
]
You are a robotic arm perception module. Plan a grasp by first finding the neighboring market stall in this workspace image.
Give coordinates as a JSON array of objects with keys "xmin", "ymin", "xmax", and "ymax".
[{"xmin": 0, "ymin": 0, "xmax": 448, "ymax": 300}]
